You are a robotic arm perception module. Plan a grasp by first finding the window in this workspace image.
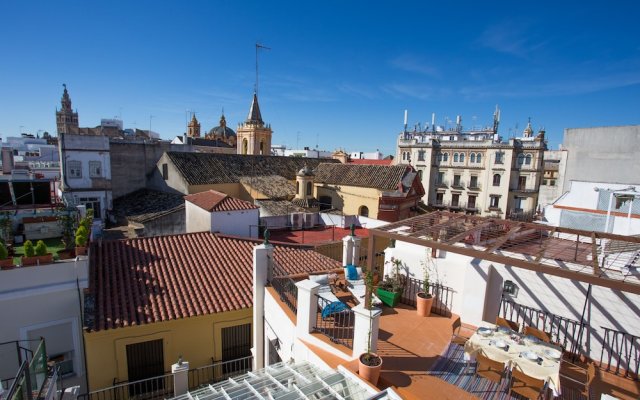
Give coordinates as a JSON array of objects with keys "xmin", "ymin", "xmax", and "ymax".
[
  {"xmin": 459, "ymin": 153, "xmax": 465, "ymax": 163},
  {"xmin": 359, "ymin": 206, "xmax": 369, "ymax": 217},
  {"xmin": 525, "ymin": 154, "xmax": 532, "ymax": 165},
  {"xmin": 319, "ymin": 195, "xmax": 332, "ymax": 210},
  {"xmin": 443, "ymin": 153, "xmax": 449, "ymax": 162},
  {"xmin": 470, "ymin": 153, "xmax": 476, "ymax": 163},
  {"xmin": 517, "ymin": 154, "xmax": 525, "ymax": 165},
  {"xmin": 162, "ymin": 163, "xmax": 168, "ymax": 180},
  {"xmin": 418, "ymin": 150, "xmax": 425, "ymax": 161},
  {"xmin": 259, "ymin": 141, "xmax": 265, "ymax": 155},
  {"xmin": 437, "ymin": 153, "xmax": 442, "ymax": 162},
  {"xmin": 453, "ymin": 174, "xmax": 461, "ymax": 187},
  {"xmin": 221, "ymin": 323, "xmax": 252, "ymax": 375},
  {"xmin": 296, "ymin": 181, "xmax": 300, "ymax": 194},
  {"xmin": 437, "ymin": 171, "xmax": 445, "ymax": 184},
  {"xmin": 490, "ymin": 195, "xmax": 500, "ymax": 209},
  {"xmin": 543, "ymin": 179, "xmax": 548, "ymax": 185},
  {"xmin": 468, "ymin": 195, "xmax": 476, "ymax": 209},
  {"xmin": 306, "ymin": 182, "xmax": 312, "ymax": 196},
  {"xmin": 89, "ymin": 161, "xmax": 101, "ymax": 177},
  {"xmin": 451, "ymin": 194, "xmax": 460, "ymax": 207},
  {"xmin": 495, "ymin": 152, "xmax": 503, "ymax": 164},
  {"xmin": 550, "ymin": 179, "xmax": 556, "ymax": 186},
  {"xmin": 417, "ymin": 169, "xmax": 423, "ymax": 179},
  {"xmin": 518, "ymin": 176, "xmax": 527, "ymax": 190},
  {"xmin": 436, "ymin": 192, "xmax": 444, "ymax": 205},
  {"xmin": 242, "ymin": 139, "xmax": 248, "ymax": 155},
  {"xmin": 67, "ymin": 160, "xmax": 81, "ymax": 178},
  {"xmin": 476, "ymin": 153, "xmax": 482, "ymax": 163},
  {"xmin": 470, "ymin": 175, "xmax": 478, "ymax": 188},
  {"xmin": 493, "ymin": 174, "xmax": 501, "ymax": 186},
  {"xmin": 453, "ymin": 153, "xmax": 459, "ymax": 162},
  {"xmin": 126, "ymin": 339, "xmax": 164, "ymax": 395}
]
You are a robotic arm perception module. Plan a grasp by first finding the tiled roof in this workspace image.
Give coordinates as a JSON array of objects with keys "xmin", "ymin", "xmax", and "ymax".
[
  {"xmin": 347, "ymin": 159, "xmax": 393, "ymax": 166},
  {"xmin": 239, "ymin": 175, "xmax": 295, "ymax": 199},
  {"xmin": 85, "ymin": 232, "xmax": 341, "ymax": 331},
  {"xmin": 255, "ymin": 199, "xmax": 306, "ymax": 216},
  {"xmin": 184, "ymin": 190, "xmax": 258, "ymax": 212},
  {"xmin": 291, "ymin": 197, "xmax": 319, "ymax": 209},
  {"xmin": 315, "ymin": 164, "xmax": 411, "ymax": 191},
  {"xmin": 166, "ymin": 152, "xmax": 337, "ymax": 186},
  {"xmin": 113, "ymin": 189, "xmax": 185, "ymax": 223}
]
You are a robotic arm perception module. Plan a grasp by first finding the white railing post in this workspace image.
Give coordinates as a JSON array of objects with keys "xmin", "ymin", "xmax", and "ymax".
[
  {"xmin": 252, "ymin": 242, "xmax": 273, "ymax": 371},
  {"xmin": 295, "ymin": 280, "xmax": 320, "ymax": 338},
  {"xmin": 171, "ymin": 360, "xmax": 189, "ymax": 397},
  {"xmin": 342, "ymin": 235, "xmax": 354, "ymax": 266},
  {"xmin": 351, "ymin": 304, "xmax": 382, "ymax": 359}
]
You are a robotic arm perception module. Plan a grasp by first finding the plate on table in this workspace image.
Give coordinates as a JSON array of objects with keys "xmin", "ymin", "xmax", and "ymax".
[
  {"xmin": 524, "ymin": 335, "xmax": 540, "ymax": 344},
  {"xmin": 493, "ymin": 340, "xmax": 508, "ymax": 349},
  {"xmin": 543, "ymin": 348, "xmax": 562, "ymax": 361},
  {"xmin": 477, "ymin": 327, "xmax": 493, "ymax": 337},
  {"xmin": 521, "ymin": 351, "xmax": 539, "ymax": 361}
]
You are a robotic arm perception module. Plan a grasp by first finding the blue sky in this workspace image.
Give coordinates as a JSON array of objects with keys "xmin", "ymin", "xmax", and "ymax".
[{"xmin": 1, "ymin": 1, "xmax": 639, "ymax": 155}]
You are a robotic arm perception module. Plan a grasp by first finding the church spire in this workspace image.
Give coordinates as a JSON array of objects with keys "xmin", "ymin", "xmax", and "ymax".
[
  {"xmin": 61, "ymin": 83, "xmax": 72, "ymax": 111},
  {"xmin": 246, "ymin": 92, "xmax": 264, "ymax": 126}
]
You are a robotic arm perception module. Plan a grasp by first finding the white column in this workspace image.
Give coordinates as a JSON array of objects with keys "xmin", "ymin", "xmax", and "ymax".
[
  {"xmin": 171, "ymin": 360, "xmax": 189, "ymax": 397},
  {"xmin": 342, "ymin": 235, "xmax": 354, "ymax": 266},
  {"xmin": 383, "ymin": 247, "xmax": 396, "ymax": 279},
  {"xmin": 252, "ymin": 243, "xmax": 273, "ymax": 370},
  {"xmin": 351, "ymin": 304, "xmax": 382, "ymax": 359},
  {"xmin": 351, "ymin": 236, "xmax": 362, "ymax": 267},
  {"xmin": 295, "ymin": 280, "xmax": 320, "ymax": 338}
]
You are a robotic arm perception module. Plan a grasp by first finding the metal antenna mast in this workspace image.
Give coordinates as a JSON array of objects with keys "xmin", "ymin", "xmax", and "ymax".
[{"xmin": 255, "ymin": 43, "xmax": 271, "ymax": 95}]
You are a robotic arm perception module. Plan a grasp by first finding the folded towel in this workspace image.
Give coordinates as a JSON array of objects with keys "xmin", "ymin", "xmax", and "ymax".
[{"xmin": 322, "ymin": 301, "xmax": 348, "ymax": 319}]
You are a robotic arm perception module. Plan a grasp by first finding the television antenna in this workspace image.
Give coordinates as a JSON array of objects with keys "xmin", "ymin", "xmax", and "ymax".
[{"xmin": 255, "ymin": 43, "xmax": 271, "ymax": 96}]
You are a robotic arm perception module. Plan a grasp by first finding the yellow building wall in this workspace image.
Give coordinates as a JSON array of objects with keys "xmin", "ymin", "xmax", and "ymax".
[
  {"xmin": 316, "ymin": 185, "xmax": 380, "ymax": 218},
  {"xmin": 83, "ymin": 308, "xmax": 252, "ymax": 391}
]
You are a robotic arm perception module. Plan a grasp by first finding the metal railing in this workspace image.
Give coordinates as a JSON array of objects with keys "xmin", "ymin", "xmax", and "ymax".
[
  {"xmin": 270, "ymin": 276, "xmax": 298, "ymax": 313},
  {"xmin": 507, "ymin": 210, "xmax": 536, "ymax": 222},
  {"xmin": 400, "ymin": 277, "xmax": 453, "ymax": 317},
  {"xmin": 314, "ymin": 295, "xmax": 354, "ymax": 349},
  {"xmin": 5, "ymin": 340, "xmax": 48, "ymax": 400},
  {"xmin": 600, "ymin": 327, "xmax": 640, "ymax": 380},
  {"xmin": 187, "ymin": 356, "xmax": 253, "ymax": 389},
  {"xmin": 79, "ymin": 373, "xmax": 174, "ymax": 400},
  {"xmin": 499, "ymin": 297, "xmax": 587, "ymax": 360}
]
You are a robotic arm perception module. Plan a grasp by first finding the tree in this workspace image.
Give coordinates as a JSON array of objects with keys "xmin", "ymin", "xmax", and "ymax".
[{"xmin": 35, "ymin": 240, "xmax": 48, "ymax": 256}]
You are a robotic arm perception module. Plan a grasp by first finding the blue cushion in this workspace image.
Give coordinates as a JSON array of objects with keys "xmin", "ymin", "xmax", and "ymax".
[
  {"xmin": 322, "ymin": 301, "xmax": 348, "ymax": 319},
  {"xmin": 346, "ymin": 265, "xmax": 359, "ymax": 280}
]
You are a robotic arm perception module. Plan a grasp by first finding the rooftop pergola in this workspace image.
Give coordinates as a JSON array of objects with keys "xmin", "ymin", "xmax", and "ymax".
[{"xmin": 366, "ymin": 211, "xmax": 640, "ymax": 294}]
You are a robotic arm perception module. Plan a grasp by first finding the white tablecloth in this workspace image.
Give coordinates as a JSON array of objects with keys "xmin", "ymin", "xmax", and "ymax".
[{"xmin": 464, "ymin": 322, "xmax": 563, "ymax": 397}]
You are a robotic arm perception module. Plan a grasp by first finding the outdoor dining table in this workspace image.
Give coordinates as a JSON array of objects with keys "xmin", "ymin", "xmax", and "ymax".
[{"xmin": 464, "ymin": 322, "xmax": 564, "ymax": 397}]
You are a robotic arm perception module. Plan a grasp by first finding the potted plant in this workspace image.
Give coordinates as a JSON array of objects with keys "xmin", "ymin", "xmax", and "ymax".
[
  {"xmin": 75, "ymin": 225, "xmax": 89, "ymax": 255},
  {"xmin": 22, "ymin": 240, "xmax": 53, "ymax": 266},
  {"xmin": 416, "ymin": 257, "xmax": 434, "ymax": 317},
  {"xmin": 57, "ymin": 206, "xmax": 77, "ymax": 259},
  {"xmin": 0, "ymin": 242, "xmax": 14, "ymax": 270},
  {"xmin": 358, "ymin": 269, "xmax": 383, "ymax": 385},
  {"xmin": 376, "ymin": 257, "xmax": 405, "ymax": 307}
]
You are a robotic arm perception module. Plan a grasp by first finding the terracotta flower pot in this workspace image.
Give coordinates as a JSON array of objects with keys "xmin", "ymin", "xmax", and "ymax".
[
  {"xmin": 0, "ymin": 258, "xmax": 15, "ymax": 270},
  {"xmin": 75, "ymin": 246, "xmax": 87, "ymax": 256},
  {"xmin": 358, "ymin": 352, "xmax": 382, "ymax": 386},
  {"xmin": 416, "ymin": 292, "xmax": 434, "ymax": 317},
  {"xmin": 22, "ymin": 254, "xmax": 53, "ymax": 266}
]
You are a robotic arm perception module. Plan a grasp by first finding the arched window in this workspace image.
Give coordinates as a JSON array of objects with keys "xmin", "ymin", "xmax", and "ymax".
[
  {"xmin": 493, "ymin": 174, "xmax": 501, "ymax": 186},
  {"xmin": 476, "ymin": 153, "xmax": 482, "ymax": 163},
  {"xmin": 459, "ymin": 153, "xmax": 465, "ymax": 163},
  {"xmin": 470, "ymin": 153, "xmax": 476, "ymax": 163},
  {"xmin": 296, "ymin": 181, "xmax": 300, "ymax": 194},
  {"xmin": 453, "ymin": 153, "xmax": 459, "ymax": 162},
  {"xmin": 259, "ymin": 140, "xmax": 265, "ymax": 155},
  {"xmin": 443, "ymin": 153, "xmax": 448, "ymax": 162},
  {"xmin": 437, "ymin": 153, "xmax": 442, "ymax": 162},
  {"xmin": 242, "ymin": 138, "xmax": 248, "ymax": 155},
  {"xmin": 517, "ymin": 154, "xmax": 525, "ymax": 165},
  {"xmin": 525, "ymin": 154, "xmax": 532, "ymax": 165},
  {"xmin": 359, "ymin": 206, "xmax": 369, "ymax": 217},
  {"xmin": 306, "ymin": 182, "xmax": 312, "ymax": 196}
]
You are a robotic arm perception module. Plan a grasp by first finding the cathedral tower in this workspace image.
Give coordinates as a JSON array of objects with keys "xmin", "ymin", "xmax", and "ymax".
[
  {"xmin": 236, "ymin": 93, "xmax": 272, "ymax": 155},
  {"xmin": 56, "ymin": 84, "xmax": 79, "ymax": 134},
  {"xmin": 187, "ymin": 113, "xmax": 201, "ymax": 138}
]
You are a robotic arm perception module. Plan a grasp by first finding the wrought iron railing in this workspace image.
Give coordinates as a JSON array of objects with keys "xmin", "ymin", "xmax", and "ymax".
[
  {"xmin": 313, "ymin": 295, "xmax": 354, "ymax": 349},
  {"xmin": 499, "ymin": 297, "xmax": 587, "ymax": 360},
  {"xmin": 357, "ymin": 251, "xmax": 385, "ymax": 272},
  {"xmin": 270, "ymin": 276, "xmax": 298, "ymax": 314},
  {"xmin": 600, "ymin": 327, "xmax": 640, "ymax": 380},
  {"xmin": 400, "ymin": 277, "xmax": 453, "ymax": 317},
  {"xmin": 79, "ymin": 373, "xmax": 174, "ymax": 400},
  {"xmin": 187, "ymin": 356, "xmax": 253, "ymax": 389}
]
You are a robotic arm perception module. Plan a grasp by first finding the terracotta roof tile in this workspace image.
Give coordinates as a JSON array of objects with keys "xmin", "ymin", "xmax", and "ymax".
[
  {"xmin": 315, "ymin": 164, "xmax": 412, "ymax": 191},
  {"xmin": 85, "ymin": 232, "xmax": 341, "ymax": 331},
  {"xmin": 184, "ymin": 190, "xmax": 258, "ymax": 212},
  {"xmin": 347, "ymin": 159, "xmax": 393, "ymax": 166}
]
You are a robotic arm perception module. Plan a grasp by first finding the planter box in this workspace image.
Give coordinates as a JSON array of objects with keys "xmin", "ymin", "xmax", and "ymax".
[
  {"xmin": 57, "ymin": 249, "xmax": 76, "ymax": 260},
  {"xmin": 0, "ymin": 258, "xmax": 15, "ymax": 270},
  {"xmin": 377, "ymin": 288, "xmax": 401, "ymax": 307},
  {"xmin": 21, "ymin": 254, "xmax": 54, "ymax": 266},
  {"xmin": 75, "ymin": 246, "xmax": 87, "ymax": 256}
]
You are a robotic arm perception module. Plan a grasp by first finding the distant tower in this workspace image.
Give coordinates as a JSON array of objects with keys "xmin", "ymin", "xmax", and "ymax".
[
  {"xmin": 56, "ymin": 84, "xmax": 79, "ymax": 134},
  {"xmin": 206, "ymin": 112, "xmax": 236, "ymax": 146},
  {"xmin": 187, "ymin": 113, "xmax": 201, "ymax": 138},
  {"xmin": 295, "ymin": 165, "xmax": 315, "ymax": 200},
  {"xmin": 523, "ymin": 118, "xmax": 533, "ymax": 138},
  {"xmin": 236, "ymin": 93, "xmax": 272, "ymax": 155}
]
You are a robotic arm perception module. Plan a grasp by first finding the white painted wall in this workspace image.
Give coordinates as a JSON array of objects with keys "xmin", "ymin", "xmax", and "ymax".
[
  {"xmin": 389, "ymin": 241, "xmax": 640, "ymax": 363},
  {"xmin": 185, "ymin": 201, "xmax": 212, "ymax": 233},
  {"xmin": 211, "ymin": 209, "xmax": 259, "ymax": 238},
  {"xmin": 0, "ymin": 258, "xmax": 89, "ymax": 391}
]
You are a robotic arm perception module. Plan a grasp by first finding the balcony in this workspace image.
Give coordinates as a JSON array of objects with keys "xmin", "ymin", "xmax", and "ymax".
[
  {"xmin": 510, "ymin": 185, "xmax": 538, "ymax": 194},
  {"xmin": 451, "ymin": 180, "xmax": 464, "ymax": 190},
  {"xmin": 435, "ymin": 179, "xmax": 449, "ymax": 188},
  {"xmin": 467, "ymin": 182, "xmax": 481, "ymax": 191}
]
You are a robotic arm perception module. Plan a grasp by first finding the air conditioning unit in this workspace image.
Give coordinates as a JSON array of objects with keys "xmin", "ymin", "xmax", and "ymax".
[
  {"xmin": 290, "ymin": 213, "xmax": 304, "ymax": 230},
  {"xmin": 303, "ymin": 213, "xmax": 315, "ymax": 228}
]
